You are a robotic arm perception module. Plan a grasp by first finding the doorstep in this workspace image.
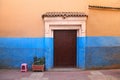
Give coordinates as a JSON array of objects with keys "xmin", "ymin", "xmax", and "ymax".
[{"xmin": 47, "ymin": 68, "xmax": 82, "ymax": 72}]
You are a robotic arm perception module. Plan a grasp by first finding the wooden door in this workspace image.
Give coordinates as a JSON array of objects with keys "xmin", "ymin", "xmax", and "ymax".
[{"xmin": 54, "ymin": 30, "xmax": 76, "ymax": 67}]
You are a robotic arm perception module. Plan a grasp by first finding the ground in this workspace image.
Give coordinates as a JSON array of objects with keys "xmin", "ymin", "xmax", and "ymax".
[{"xmin": 0, "ymin": 69, "xmax": 120, "ymax": 80}]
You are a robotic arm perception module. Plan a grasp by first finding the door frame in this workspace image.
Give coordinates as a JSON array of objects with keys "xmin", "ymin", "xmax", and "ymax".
[{"xmin": 43, "ymin": 17, "xmax": 87, "ymax": 70}]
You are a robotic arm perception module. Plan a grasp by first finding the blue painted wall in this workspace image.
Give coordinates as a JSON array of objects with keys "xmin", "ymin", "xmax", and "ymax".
[
  {"xmin": 86, "ymin": 47, "xmax": 120, "ymax": 69},
  {"xmin": 86, "ymin": 36, "xmax": 120, "ymax": 47},
  {"xmin": 85, "ymin": 36, "xmax": 120, "ymax": 69},
  {"xmin": 44, "ymin": 38, "xmax": 53, "ymax": 70},
  {"xmin": 77, "ymin": 37, "xmax": 86, "ymax": 69},
  {"xmin": 0, "ymin": 36, "xmax": 120, "ymax": 70},
  {"xmin": 0, "ymin": 38, "xmax": 45, "ymax": 69}
]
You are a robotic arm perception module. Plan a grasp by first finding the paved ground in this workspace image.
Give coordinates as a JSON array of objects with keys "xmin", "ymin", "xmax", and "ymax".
[{"xmin": 0, "ymin": 69, "xmax": 120, "ymax": 80}]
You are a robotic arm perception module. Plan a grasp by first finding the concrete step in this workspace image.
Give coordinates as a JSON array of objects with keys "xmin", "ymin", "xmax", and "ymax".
[{"xmin": 48, "ymin": 68, "xmax": 82, "ymax": 72}]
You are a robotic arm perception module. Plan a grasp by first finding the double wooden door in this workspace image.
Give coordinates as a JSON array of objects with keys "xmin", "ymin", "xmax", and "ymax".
[{"xmin": 54, "ymin": 30, "xmax": 76, "ymax": 67}]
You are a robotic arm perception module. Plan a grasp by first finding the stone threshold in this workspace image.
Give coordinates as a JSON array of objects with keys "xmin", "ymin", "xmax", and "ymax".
[{"xmin": 47, "ymin": 68, "xmax": 82, "ymax": 72}]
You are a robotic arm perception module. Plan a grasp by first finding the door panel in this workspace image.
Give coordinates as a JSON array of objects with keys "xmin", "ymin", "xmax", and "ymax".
[{"xmin": 54, "ymin": 30, "xmax": 76, "ymax": 67}]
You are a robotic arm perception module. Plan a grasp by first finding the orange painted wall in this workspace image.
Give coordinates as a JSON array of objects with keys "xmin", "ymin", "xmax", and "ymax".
[
  {"xmin": 87, "ymin": 9, "xmax": 120, "ymax": 36},
  {"xmin": 88, "ymin": 0, "xmax": 120, "ymax": 7},
  {"xmin": 1, "ymin": 0, "xmax": 120, "ymax": 37},
  {"xmin": 87, "ymin": 0, "xmax": 120, "ymax": 36},
  {"xmin": 0, "ymin": 0, "xmax": 88, "ymax": 37}
]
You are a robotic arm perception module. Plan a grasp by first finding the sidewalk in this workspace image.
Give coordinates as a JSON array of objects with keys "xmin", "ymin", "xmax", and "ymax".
[{"xmin": 0, "ymin": 69, "xmax": 120, "ymax": 80}]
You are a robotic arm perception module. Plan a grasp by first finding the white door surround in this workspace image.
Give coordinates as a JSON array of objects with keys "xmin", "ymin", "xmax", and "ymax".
[
  {"xmin": 42, "ymin": 12, "xmax": 87, "ymax": 70},
  {"xmin": 44, "ymin": 17, "xmax": 87, "ymax": 38}
]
